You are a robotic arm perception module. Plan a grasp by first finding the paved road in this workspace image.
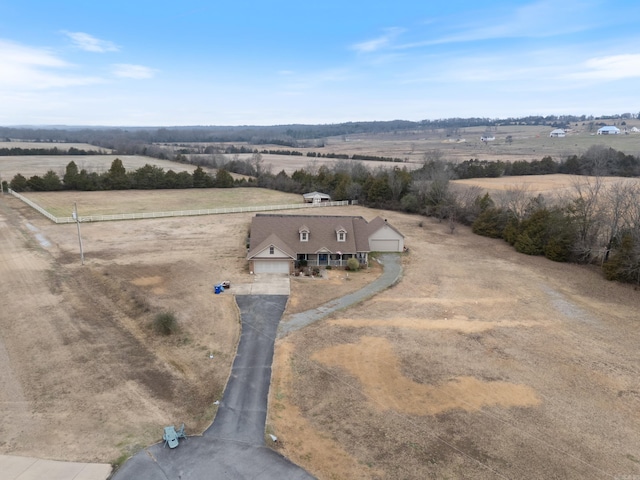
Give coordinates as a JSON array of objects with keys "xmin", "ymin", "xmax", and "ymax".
[{"xmin": 278, "ymin": 254, "xmax": 403, "ymax": 337}]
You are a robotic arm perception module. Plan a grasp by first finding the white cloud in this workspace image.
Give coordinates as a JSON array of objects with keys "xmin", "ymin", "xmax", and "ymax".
[
  {"xmin": 63, "ymin": 31, "xmax": 119, "ymax": 52},
  {"xmin": 351, "ymin": 27, "xmax": 404, "ymax": 53},
  {"xmin": 568, "ymin": 54, "xmax": 640, "ymax": 80},
  {"xmin": 0, "ymin": 39, "xmax": 102, "ymax": 89},
  {"xmin": 397, "ymin": 0, "xmax": 599, "ymax": 50},
  {"xmin": 112, "ymin": 64, "xmax": 157, "ymax": 79}
]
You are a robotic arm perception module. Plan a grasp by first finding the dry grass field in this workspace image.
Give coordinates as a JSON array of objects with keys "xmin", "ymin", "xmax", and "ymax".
[
  {"xmin": 1, "ymin": 160, "xmax": 640, "ymax": 478},
  {"xmin": 0, "ymin": 154, "xmax": 200, "ymax": 180},
  {"xmin": 453, "ymin": 173, "xmax": 640, "ymax": 198},
  {"xmin": 23, "ymin": 188, "xmax": 303, "ymax": 217},
  {"xmin": 269, "ymin": 208, "xmax": 640, "ymax": 479},
  {"xmin": 0, "ymin": 141, "xmax": 110, "ymax": 151}
]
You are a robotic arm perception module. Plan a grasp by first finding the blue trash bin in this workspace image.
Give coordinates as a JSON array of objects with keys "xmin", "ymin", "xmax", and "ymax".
[{"xmin": 214, "ymin": 285, "xmax": 221, "ymax": 294}]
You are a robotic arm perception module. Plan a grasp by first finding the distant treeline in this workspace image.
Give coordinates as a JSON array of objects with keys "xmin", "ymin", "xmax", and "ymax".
[
  {"xmin": 0, "ymin": 146, "xmax": 106, "ymax": 156},
  {"xmin": 2, "ymin": 112, "xmax": 636, "ymax": 147}
]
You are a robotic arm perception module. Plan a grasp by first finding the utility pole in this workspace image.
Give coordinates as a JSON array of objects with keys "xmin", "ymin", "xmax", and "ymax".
[{"xmin": 73, "ymin": 202, "xmax": 85, "ymax": 265}]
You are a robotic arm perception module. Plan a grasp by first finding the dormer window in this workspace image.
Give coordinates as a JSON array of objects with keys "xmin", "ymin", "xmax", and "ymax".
[
  {"xmin": 299, "ymin": 226, "xmax": 310, "ymax": 242},
  {"xmin": 336, "ymin": 227, "xmax": 347, "ymax": 242}
]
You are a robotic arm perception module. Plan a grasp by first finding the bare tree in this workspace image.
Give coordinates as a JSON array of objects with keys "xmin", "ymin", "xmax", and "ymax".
[
  {"xmin": 495, "ymin": 184, "xmax": 532, "ymax": 220},
  {"xmin": 568, "ymin": 175, "xmax": 605, "ymax": 262}
]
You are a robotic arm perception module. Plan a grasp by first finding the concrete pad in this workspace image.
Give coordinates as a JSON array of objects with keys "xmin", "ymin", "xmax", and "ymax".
[
  {"xmin": 231, "ymin": 274, "xmax": 290, "ymax": 295},
  {"xmin": 0, "ymin": 455, "xmax": 112, "ymax": 480}
]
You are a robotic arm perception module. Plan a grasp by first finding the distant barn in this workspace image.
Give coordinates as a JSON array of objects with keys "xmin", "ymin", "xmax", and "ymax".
[
  {"xmin": 549, "ymin": 129, "xmax": 566, "ymax": 138},
  {"xmin": 597, "ymin": 126, "xmax": 621, "ymax": 135},
  {"xmin": 302, "ymin": 191, "xmax": 331, "ymax": 204}
]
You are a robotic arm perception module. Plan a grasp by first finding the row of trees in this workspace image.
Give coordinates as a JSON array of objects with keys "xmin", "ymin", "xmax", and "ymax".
[
  {"xmin": 6, "ymin": 152, "xmax": 640, "ymax": 286},
  {"xmin": 454, "ymin": 146, "xmax": 640, "ymax": 178},
  {"xmin": 470, "ymin": 180, "xmax": 640, "ymax": 283},
  {"xmin": 8, "ymin": 160, "xmax": 236, "ymax": 192}
]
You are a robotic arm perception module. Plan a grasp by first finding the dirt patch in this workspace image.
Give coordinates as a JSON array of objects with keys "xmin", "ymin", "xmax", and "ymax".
[
  {"xmin": 131, "ymin": 276, "xmax": 166, "ymax": 294},
  {"xmin": 312, "ymin": 336, "xmax": 540, "ymax": 415},
  {"xmin": 268, "ymin": 341, "xmax": 383, "ymax": 480},
  {"xmin": 328, "ymin": 317, "xmax": 543, "ymax": 333}
]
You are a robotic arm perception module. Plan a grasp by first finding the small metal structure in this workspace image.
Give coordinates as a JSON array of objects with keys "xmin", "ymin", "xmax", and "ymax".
[{"xmin": 163, "ymin": 426, "xmax": 179, "ymax": 448}]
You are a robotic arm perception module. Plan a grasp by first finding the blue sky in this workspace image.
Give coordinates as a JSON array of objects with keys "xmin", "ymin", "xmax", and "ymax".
[{"xmin": 1, "ymin": 0, "xmax": 639, "ymax": 126}]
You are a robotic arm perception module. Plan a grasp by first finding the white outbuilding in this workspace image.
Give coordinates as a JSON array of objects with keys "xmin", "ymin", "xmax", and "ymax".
[
  {"xmin": 597, "ymin": 126, "xmax": 621, "ymax": 135},
  {"xmin": 549, "ymin": 129, "xmax": 566, "ymax": 137}
]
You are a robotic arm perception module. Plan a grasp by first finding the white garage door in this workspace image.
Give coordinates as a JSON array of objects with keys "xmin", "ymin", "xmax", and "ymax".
[
  {"xmin": 369, "ymin": 239, "xmax": 400, "ymax": 252},
  {"xmin": 254, "ymin": 260, "xmax": 290, "ymax": 274}
]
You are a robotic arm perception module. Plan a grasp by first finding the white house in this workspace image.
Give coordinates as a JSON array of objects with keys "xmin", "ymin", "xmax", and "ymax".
[
  {"xmin": 549, "ymin": 129, "xmax": 566, "ymax": 138},
  {"xmin": 597, "ymin": 126, "xmax": 621, "ymax": 135},
  {"xmin": 480, "ymin": 134, "xmax": 495, "ymax": 142}
]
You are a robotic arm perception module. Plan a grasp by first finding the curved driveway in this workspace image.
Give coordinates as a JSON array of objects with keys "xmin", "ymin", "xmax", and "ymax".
[
  {"xmin": 279, "ymin": 254, "xmax": 402, "ymax": 337},
  {"xmin": 113, "ymin": 254, "xmax": 402, "ymax": 480}
]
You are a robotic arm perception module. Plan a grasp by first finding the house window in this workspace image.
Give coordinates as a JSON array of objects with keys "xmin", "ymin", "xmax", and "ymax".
[
  {"xmin": 301, "ymin": 231, "xmax": 308, "ymax": 242},
  {"xmin": 269, "ymin": 246, "xmax": 274, "ymax": 255},
  {"xmin": 338, "ymin": 232, "xmax": 345, "ymax": 242}
]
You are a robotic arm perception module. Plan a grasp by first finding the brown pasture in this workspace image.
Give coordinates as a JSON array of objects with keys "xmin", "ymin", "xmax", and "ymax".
[
  {"xmin": 1, "ymin": 158, "xmax": 640, "ymax": 478},
  {"xmin": 453, "ymin": 173, "xmax": 640, "ymax": 198}
]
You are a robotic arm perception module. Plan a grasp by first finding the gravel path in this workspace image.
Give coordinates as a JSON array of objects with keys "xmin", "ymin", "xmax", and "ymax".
[{"xmin": 278, "ymin": 254, "xmax": 403, "ymax": 337}]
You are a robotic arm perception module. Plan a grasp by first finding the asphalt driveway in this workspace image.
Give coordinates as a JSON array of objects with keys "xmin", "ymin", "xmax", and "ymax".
[
  {"xmin": 112, "ymin": 294, "xmax": 314, "ymax": 480},
  {"xmin": 113, "ymin": 256, "xmax": 402, "ymax": 479}
]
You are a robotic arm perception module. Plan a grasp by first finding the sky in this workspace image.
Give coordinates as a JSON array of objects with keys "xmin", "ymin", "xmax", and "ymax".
[{"xmin": 1, "ymin": 0, "xmax": 639, "ymax": 126}]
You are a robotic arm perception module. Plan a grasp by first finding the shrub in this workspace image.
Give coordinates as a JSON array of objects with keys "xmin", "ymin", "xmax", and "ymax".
[
  {"xmin": 153, "ymin": 311, "xmax": 178, "ymax": 335},
  {"xmin": 346, "ymin": 258, "xmax": 360, "ymax": 271}
]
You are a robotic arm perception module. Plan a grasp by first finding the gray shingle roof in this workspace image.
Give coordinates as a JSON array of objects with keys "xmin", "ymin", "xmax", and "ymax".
[{"xmin": 248, "ymin": 214, "xmax": 387, "ymax": 259}]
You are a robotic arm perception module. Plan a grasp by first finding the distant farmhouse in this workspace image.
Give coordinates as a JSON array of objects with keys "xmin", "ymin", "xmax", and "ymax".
[
  {"xmin": 597, "ymin": 126, "xmax": 621, "ymax": 135},
  {"xmin": 549, "ymin": 129, "xmax": 566, "ymax": 138},
  {"xmin": 247, "ymin": 214, "xmax": 404, "ymax": 274},
  {"xmin": 480, "ymin": 134, "xmax": 495, "ymax": 143}
]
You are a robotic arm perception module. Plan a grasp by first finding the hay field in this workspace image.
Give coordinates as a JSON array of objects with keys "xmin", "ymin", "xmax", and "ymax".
[
  {"xmin": 453, "ymin": 173, "xmax": 640, "ymax": 198},
  {"xmin": 0, "ymin": 141, "xmax": 110, "ymax": 151},
  {"xmin": 0, "ymin": 154, "xmax": 200, "ymax": 180},
  {"xmin": 23, "ymin": 188, "xmax": 304, "ymax": 217}
]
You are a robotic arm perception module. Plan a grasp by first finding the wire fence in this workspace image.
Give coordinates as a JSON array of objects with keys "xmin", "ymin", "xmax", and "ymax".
[{"xmin": 7, "ymin": 188, "xmax": 356, "ymax": 224}]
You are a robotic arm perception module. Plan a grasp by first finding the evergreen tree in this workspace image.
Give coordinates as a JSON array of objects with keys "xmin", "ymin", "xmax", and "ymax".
[
  {"xmin": 9, "ymin": 173, "xmax": 28, "ymax": 192},
  {"xmin": 63, "ymin": 161, "xmax": 80, "ymax": 189}
]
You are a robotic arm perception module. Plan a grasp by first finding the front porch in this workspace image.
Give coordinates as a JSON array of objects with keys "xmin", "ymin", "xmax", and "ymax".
[{"xmin": 297, "ymin": 252, "xmax": 368, "ymax": 268}]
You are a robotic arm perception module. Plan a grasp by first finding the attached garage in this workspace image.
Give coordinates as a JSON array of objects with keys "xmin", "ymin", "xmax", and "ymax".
[
  {"xmin": 368, "ymin": 221, "xmax": 404, "ymax": 252},
  {"xmin": 253, "ymin": 260, "xmax": 291, "ymax": 274},
  {"xmin": 370, "ymin": 239, "xmax": 401, "ymax": 252}
]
